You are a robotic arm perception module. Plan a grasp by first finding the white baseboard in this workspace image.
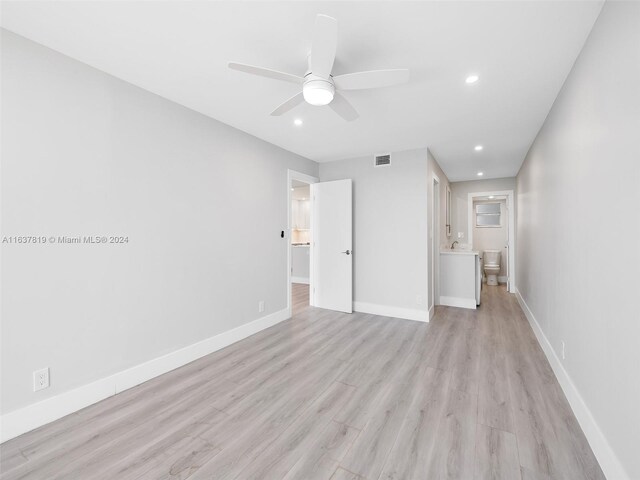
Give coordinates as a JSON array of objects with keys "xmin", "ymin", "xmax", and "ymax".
[
  {"xmin": 0, "ymin": 308, "xmax": 291, "ymax": 444},
  {"xmin": 515, "ymin": 289, "xmax": 629, "ymax": 480},
  {"xmin": 439, "ymin": 296, "xmax": 477, "ymax": 310},
  {"xmin": 353, "ymin": 301, "xmax": 428, "ymax": 323},
  {"xmin": 291, "ymin": 276, "xmax": 310, "ymax": 285}
]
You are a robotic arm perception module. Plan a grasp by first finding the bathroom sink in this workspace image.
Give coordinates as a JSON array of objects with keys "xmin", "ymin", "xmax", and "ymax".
[{"xmin": 441, "ymin": 249, "xmax": 479, "ymax": 255}]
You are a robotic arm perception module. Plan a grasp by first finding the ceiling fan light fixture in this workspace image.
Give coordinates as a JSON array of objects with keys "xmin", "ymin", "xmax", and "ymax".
[{"xmin": 303, "ymin": 79, "xmax": 335, "ymax": 106}]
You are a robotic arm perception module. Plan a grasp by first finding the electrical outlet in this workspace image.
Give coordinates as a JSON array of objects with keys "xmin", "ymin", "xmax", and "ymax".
[
  {"xmin": 561, "ymin": 341, "xmax": 566, "ymax": 360},
  {"xmin": 33, "ymin": 368, "xmax": 50, "ymax": 392},
  {"xmin": 258, "ymin": 300, "xmax": 265, "ymax": 313},
  {"xmin": 415, "ymin": 295, "xmax": 423, "ymax": 306}
]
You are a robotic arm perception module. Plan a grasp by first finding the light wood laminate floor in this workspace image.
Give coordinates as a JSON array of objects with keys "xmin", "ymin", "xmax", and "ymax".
[
  {"xmin": 0, "ymin": 285, "xmax": 604, "ymax": 480},
  {"xmin": 291, "ymin": 282, "xmax": 310, "ymax": 314}
]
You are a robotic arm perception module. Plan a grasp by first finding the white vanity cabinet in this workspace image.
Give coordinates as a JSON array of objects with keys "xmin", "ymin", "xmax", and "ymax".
[{"xmin": 439, "ymin": 250, "xmax": 481, "ymax": 309}]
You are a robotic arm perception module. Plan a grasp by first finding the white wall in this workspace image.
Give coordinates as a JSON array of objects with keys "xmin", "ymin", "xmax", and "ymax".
[
  {"xmin": 450, "ymin": 177, "xmax": 516, "ymax": 243},
  {"xmin": 0, "ymin": 30, "xmax": 318, "ymax": 417},
  {"xmin": 516, "ymin": 2, "xmax": 640, "ymax": 478},
  {"xmin": 319, "ymin": 149, "xmax": 430, "ymax": 320},
  {"xmin": 473, "ymin": 199, "xmax": 508, "ymax": 278}
]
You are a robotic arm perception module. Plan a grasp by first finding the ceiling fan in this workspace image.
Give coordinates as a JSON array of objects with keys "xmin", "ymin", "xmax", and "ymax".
[{"xmin": 228, "ymin": 14, "xmax": 410, "ymax": 122}]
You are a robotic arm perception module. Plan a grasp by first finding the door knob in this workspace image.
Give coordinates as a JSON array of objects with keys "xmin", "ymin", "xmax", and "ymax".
[{"xmin": 341, "ymin": 250, "xmax": 351, "ymax": 255}]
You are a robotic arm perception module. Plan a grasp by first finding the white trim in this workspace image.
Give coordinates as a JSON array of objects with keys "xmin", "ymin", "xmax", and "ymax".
[
  {"xmin": 430, "ymin": 174, "xmax": 440, "ymax": 311},
  {"xmin": 0, "ymin": 308, "xmax": 291, "ymax": 443},
  {"xmin": 353, "ymin": 301, "xmax": 428, "ymax": 323},
  {"xmin": 445, "ymin": 184, "xmax": 452, "ymax": 238},
  {"xmin": 515, "ymin": 289, "xmax": 630, "ymax": 480},
  {"xmin": 429, "ymin": 305, "xmax": 435, "ymax": 321},
  {"xmin": 439, "ymin": 295, "xmax": 477, "ymax": 310},
  {"xmin": 467, "ymin": 190, "xmax": 516, "ymax": 293},
  {"xmin": 287, "ymin": 170, "xmax": 319, "ymax": 312},
  {"xmin": 291, "ymin": 276, "xmax": 310, "ymax": 285}
]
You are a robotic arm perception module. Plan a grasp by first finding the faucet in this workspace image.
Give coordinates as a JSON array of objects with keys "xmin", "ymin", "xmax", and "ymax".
[{"xmin": 451, "ymin": 241, "xmax": 459, "ymax": 250}]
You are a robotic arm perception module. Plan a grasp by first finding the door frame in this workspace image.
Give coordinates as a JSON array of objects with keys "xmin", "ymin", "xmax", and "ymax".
[
  {"xmin": 467, "ymin": 190, "xmax": 516, "ymax": 293},
  {"xmin": 287, "ymin": 169, "xmax": 319, "ymax": 316},
  {"xmin": 430, "ymin": 174, "xmax": 440, "ymax": 316}
]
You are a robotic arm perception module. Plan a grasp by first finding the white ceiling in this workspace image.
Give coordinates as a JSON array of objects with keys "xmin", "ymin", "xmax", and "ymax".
[{"xmin": 1, "ymin": 1, "xmax": 603, "ymax": 181}]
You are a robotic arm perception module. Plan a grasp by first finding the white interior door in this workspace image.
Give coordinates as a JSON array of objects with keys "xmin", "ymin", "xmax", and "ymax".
[{"xmin": 311, "ymin": 179, "xmax": 353, "ymax": 313}]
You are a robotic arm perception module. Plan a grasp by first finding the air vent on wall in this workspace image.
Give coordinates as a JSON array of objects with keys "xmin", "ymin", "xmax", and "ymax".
[{"xmin": 374, "ymin": 154, "xmax": 391, "ymax": 166}]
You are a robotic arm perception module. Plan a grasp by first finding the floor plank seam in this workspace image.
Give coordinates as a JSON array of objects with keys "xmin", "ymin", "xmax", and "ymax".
[{"xmin": 335, "ymin": 465, "xmax": 365, "ymax": 479}]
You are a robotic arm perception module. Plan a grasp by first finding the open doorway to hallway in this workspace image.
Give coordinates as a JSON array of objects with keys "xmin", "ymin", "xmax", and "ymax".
[
  {"xmin": 287, "ymin": 170, "xmax": 353, "ymax": 315},
  {"xmin": 287, "ymin": 170, "xmax": 318, "ymax": 314},
  {"xmin": 291, "ymin": 179, "xmax": 311, "ymax": 311}
]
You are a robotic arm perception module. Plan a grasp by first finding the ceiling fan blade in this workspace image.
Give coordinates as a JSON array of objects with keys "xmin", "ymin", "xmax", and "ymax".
[
  {"xmin": 228, "ymin": 62, "xmax": 303, "ymax": 85},
  {"xmin": 270, "ymin": 92, "xmax": 305, "ymax": 116},
  {"xmin": 329, "ymin": 93, "xmax": 359, "ymax": 122},
  {"xmin": 310, "ymin": 14, "xmax": 338, "ymax": 79},
  {"xmin": 333, "ymin": 69, "xmax": 410, "ymax": 91}
]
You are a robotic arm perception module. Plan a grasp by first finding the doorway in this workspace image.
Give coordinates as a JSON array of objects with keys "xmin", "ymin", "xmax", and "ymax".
[
  {"xmin": 287, "ymin": 170, "xmax": 318, "ymax": 315},
  {"xmin": 430, "ymin": 175, "xmax": 440, "ymax": 315},
  {"xmin": 467, "ymin": 190, "xmax": 516, "ymax": 293}
]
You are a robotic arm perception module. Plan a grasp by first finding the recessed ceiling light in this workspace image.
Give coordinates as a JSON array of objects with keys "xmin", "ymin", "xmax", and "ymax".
[
  {"xmin": 293, "ymin": 118, "xmax": 303, "ymax": 126},
  {"xmin": 488, "ymin": 195, "xmax": 494, "ymax": 199},
  {"xmin": 466, "ymin": 74, "xmax": 479, "ymax": 84},
  {"xmin": 474, "ymin": 145, "xmax": 483, "ymax": 151},
  {"xmin": 477, "ymin": 172, "xmax": 484, "ymax": 176},
  {"xmin": 291, "ymin": 187, "xmax": 295, "ymax": 191}
]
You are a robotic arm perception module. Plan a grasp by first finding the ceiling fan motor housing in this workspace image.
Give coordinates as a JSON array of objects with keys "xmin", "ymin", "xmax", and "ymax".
[{"xmin": 303, "ymin": 74, "xmax": 335, "ymax": 106}]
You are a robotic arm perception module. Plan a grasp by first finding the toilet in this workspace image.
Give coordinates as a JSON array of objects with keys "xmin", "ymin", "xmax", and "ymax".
[{"xmin": 483, "ymin": 250, "xmax": 501, "ymax": 286}]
